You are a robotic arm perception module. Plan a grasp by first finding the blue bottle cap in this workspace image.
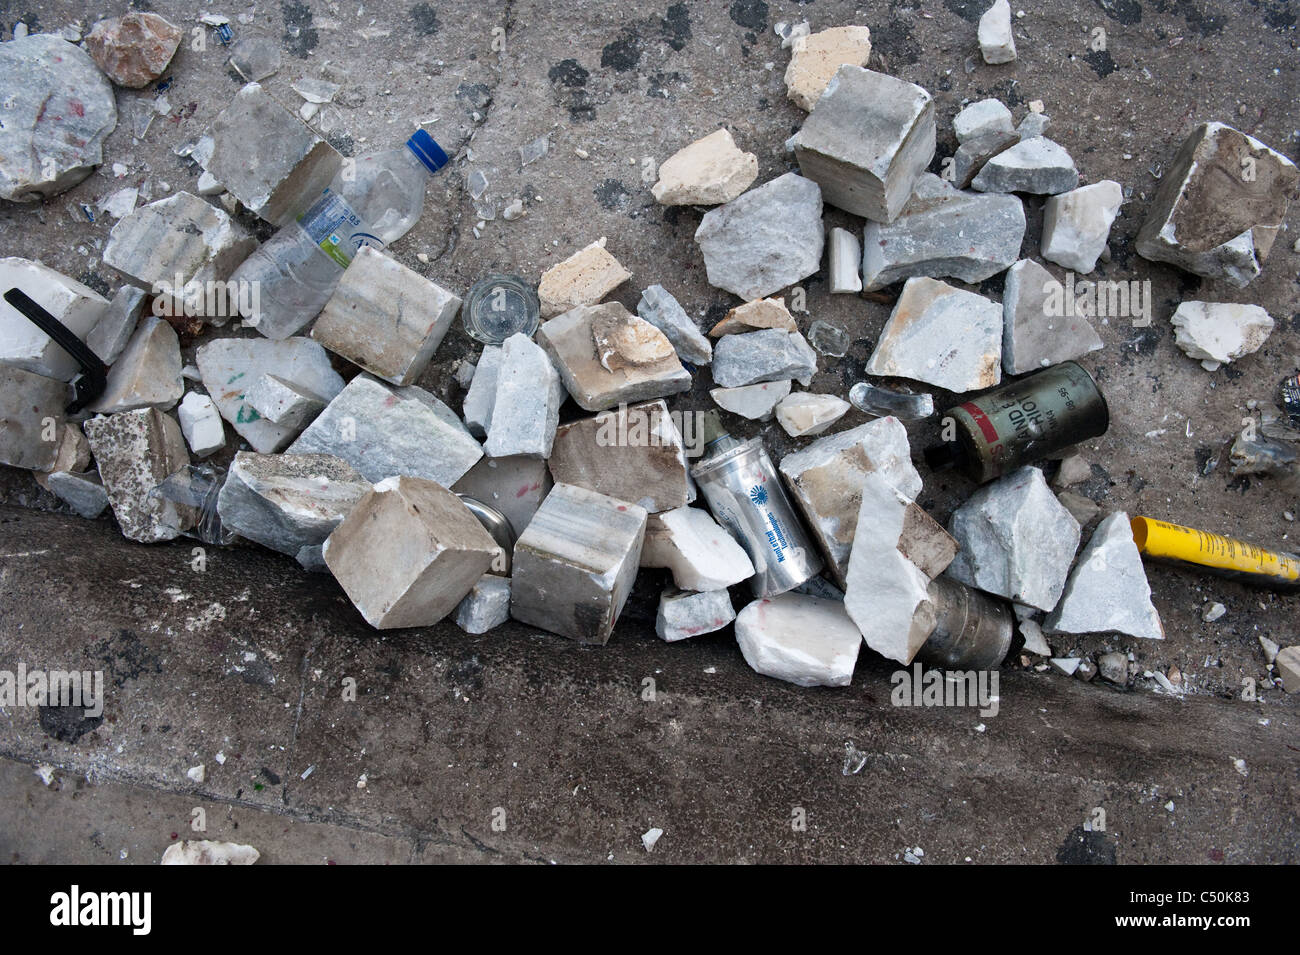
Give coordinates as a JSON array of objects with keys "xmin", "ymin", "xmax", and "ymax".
[{"xmin": 406, "ymin": 129, "xmax": 449, "ymax": 173}]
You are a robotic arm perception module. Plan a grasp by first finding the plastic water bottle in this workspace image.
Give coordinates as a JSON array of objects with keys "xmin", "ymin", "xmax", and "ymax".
[{"xmin": 233, "ymin": 129, "xmax": 449, "ymax": 339}]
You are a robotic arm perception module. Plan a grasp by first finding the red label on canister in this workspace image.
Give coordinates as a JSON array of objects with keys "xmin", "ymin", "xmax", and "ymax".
[{"xmin": 960, "ymin": 402, "xmax": 1000, "ymax": 444}]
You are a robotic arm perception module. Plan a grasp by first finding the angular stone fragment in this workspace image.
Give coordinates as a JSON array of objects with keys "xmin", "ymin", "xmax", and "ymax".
[
  {"xmin": 637, "ymin": 286, "xmax": 712, "ymax": 365},
  {"xmin": 244, "ymin": 374, "xmax": 326, "ymax": 431},
  {"xmin": 537, "ymin": 238, "xmax": 631, "ymax": 318},
  {"xmin": 548, "ymin": 401, "xmax": 689, "ymax": 513},
  {"xmin": 323, "ymin": 476, "xmax": 499, "ymax": 630},
  {"xmin": 485, "ymin": 334, "xmax": 564, "ymax": 459},
  {"xmin": 656, "ymin": 588, "xmax": 736, "ymax": 642},
  {"xmin": 1017, "ymin": 112, "xmax": 1050, "ymax": 138},
  {"xmin": 712, "ymin": 329, "xmax": 817, "ymax": 388},
  {"xmin": 735, "ymin": 593, "xmax": 861, "ymax": 687},
  {"xmin": 452, "ymin": 455, "xmax": 552, "ymax": 538},
  {"xmin": 177, "ymin": 392, "xmax": 225, "ymax": 457},
  {"xmin": 1045, "ymin": 512, "xmax": 1163, "ymax": 640},
  {"xmin": 218, "ymin": 451, "xmax": 370, "ymax": 559},
  {"xmin": 792, "ymin": 67, "xmax": 934, "ymax": 223},
  {"xmin": 946, "ymin": 467, "xmax": 1081, "ymax": 612},
  {"xmin": 33, "ymin": 424, "xmax": 90, "ymax": 489},
  {"xmin": 311, "ymin": 247, "xmax": 461, "ymax": 386},
  {"xmin": 641, "ymin": 506, "xmax": 755, "ymax": 590},
  {"xmin": 0, "ymin": 367, "xmax": 66, "ymax": 471},
  {"xmin": 709, "ymin": 297, "xmax": 799, "ymax": 337},
  {"xmin": 1056, "ymin": 490, "xmax": 1100, "ymax": 527},
  {"xmin": 83, "ymin": 408, "xmax": 192, "ymax": 543},
  {"xmin": 651, "ymin": 128, "xmax": 758, "ymax": 205},
  {"xmin": 783, "ymin": 26, "xmax": 873, "ymax": 112},
  {"xmin": 86, "ymin": 286, "xmax": 145, "ymax": 365},
  {"xmin": 0, "ymin": 258, "xmax": 109, "ymax": 381},
  {"xmin": 161, "ymin": 840, "xmax": 259, "ymax": 866},
  {"xmin": 1041, "ymin": 180, "xmax": 1123, "ymax": 273},
  {"xmin": 591, "ymin": 308, "xmax": 675, "ymax": 371},
  {"xmin": 537, "ymin": 303, "xmax": 691, "ymax": 412},
  {"xmin": 1277, "ymin": 647, "xmax": 1300, "ymax": 693},
  {"xmin": 843, "ymin": 472, "xmax": 941, "ymax": 665},
  {"xmin": 954, "ymin": 99, "xmax": 1015, "ymax": 142},
  {"xmin": 46, "ymin": 470, "xmax": 110, "ymax": 519},
  {"xmin": 510, "ymin": 483, "xmax": 648, "ymax": 645},
  {"xmin": 694, "ymin": 173, "xmax": 825, "ymax": 299},
  {"xmin": 0, "ymin": 35, "xmax": 117, "ymax": 202},
  {"xmin": 861, "ymin": 174, "xmax": 1025, "ymax": 289},
  {"xmin": 289, "ymin": 374, "xmax": 482, "ymax": 485},
  {"xmin": 972, "ymin": 137, "xmax": 1077, "ymax": 194},
  {"xmin": 978, "ymin": 0, "xmax": 1017, "ymax": 64},
  {"xmin": 1053, "ymin": 453, "xmax": 1092, "ymax": 487},
  {"xmin": 207, "ymin": 83, "xmax": 344, "ymax": 227},
  {"xmin": 1002, "ymin": 259, "xmax": 1103, "ymax": 374},
  {"xmin": 779, "ymin": 417, "xmax": 924, "ymax": 589},
  {"xmin": 103, "ymin": 193, "xmax": 256, "ymax": 315},
  {"xmin": 866, "ymin": 277, "xmax": 1002, "ymax": 392},
  {"xmin": 196, "ymin": 337, "xmax": 344, "ymax": 454},
  {"xmin": 1135, "ymin": 123, "xmax": 1298, "ymax": 287},
  {"xmin": 828, "ymin": 227, "xmax": 863, "ymax": 293},
  {"xmin": 85, "ymin": 12, "xmax": 182, "ymax": 88},
  {"xmin": 461, "ymin": 346, "xmax": 501, "ymax": 438},
  {"xmin": 951, "ymin": 129, "xmax": 1019, "ymax": 189},
  {"xmin": 1170, "ymin": 301, "xmax": 1274, "ymax": 371},
  {"xmin": 775, "ymin": 392, "xmax": 850, "ymax": 437},
  {"xmin": 89, "ymin": 316, "xmax": 183, "ymax": 413},
  {"xmin": 710, "ymin": 379, "xmax": 791, "ymax": 421},
  {"xmin": 455, "ymin": 575, "xmax": 512, "ymax": 634}
]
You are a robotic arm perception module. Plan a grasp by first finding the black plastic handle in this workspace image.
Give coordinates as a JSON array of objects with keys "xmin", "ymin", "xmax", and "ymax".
[{"xmin": 3, "ymin": 287, "xmax": 108, "ymax": 413}]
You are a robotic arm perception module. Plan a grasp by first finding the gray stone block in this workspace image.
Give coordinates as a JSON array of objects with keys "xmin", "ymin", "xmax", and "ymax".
[
  {"xmin": 323, "ymin": 476, "xmax": 499, "ymax": 630},
  {"xmin": 694, "ymin": 173, "xmax": 824, "ymax": 299},
  {"xmin": 83, "ymin": 408, "xmax": 193, "ymax": 543},
  {"xmin": 207, "ymin": 82, "xmax": 344, "ymax": 227},
  {"xmin": 217, "ymin": 451, "xmax": 371, "ymax": 558},
  {"xmin": 312, "ymin": 247, "xmax": 461, "ymax": 386},
  {"xmin": 289, "ymin": 374, "xmax": 483, "ymax": 486},
  {"xmin": 510, "ymin": 483, "xmax": 647, "ymax": 645}
]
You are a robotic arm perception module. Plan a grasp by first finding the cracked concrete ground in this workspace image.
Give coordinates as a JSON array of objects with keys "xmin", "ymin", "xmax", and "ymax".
[{"xmin": 0, "ymin": 0, "xmax": 1298, "ymax": 862}]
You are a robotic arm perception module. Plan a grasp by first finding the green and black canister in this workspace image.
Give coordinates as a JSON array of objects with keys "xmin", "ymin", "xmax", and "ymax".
[{"xmin": 925, "ymin": 362, "xmax": 1109, "ymax": 484}]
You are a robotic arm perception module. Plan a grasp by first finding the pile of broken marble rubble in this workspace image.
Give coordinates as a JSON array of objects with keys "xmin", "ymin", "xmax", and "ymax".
[{"xmin": 1, "ymin": 11, "xmax": 1298, "ymax": 695}]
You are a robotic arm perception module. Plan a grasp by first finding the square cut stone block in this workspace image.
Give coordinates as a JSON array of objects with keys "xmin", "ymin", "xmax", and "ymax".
[
  {"xmin": 792, "ymin": 65, "xmax": 935, "ymax": 223},
  {"xmin": 323, "ymin": 476, "xmax": 499, "ymax": 630},
  {"xmin": 510, "ymin": 483, "xmax": 647, "ymax": 645},
  {"xmin": 547, "ymin": 400, "xmax": 689, "ymax": 513},
  {"xmin": 312, "ymin": 247, "xmax": 461, "ymax": 386},
  {"xmin": 207, "ymin": 82, "xmax": 344, "ymax": 227}
]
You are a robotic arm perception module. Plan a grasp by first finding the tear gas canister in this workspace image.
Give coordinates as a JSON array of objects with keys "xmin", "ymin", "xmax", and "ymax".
[
  {"xmin": 914, "ymin": 576, "xmax": 1014, "ymax": 670},
  {"xmin": 690, "ymin": 416, "xmax": 823, "ymax": 598},
  {"xmin": 925, "ymin": 362, "xmax": 1109, "ymax": 484}
]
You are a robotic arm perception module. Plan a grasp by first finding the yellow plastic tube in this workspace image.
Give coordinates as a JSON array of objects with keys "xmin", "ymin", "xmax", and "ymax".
[{"xmin": 1130, "ymin": 516, "xmax": 1300, "ymax": 590}]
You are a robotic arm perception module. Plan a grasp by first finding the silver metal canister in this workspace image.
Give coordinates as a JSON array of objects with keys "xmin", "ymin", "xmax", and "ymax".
[
  {"xmin": 690, "ymin": 428, "xmax": 823, "ymax": 598},
  {"xmin": 457, "ymin": 494, "xmax": 515, "ymax": 576},
  {"xmin": 914, "ymin": 576, "xmax": 1013, "ymax": 670}
]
